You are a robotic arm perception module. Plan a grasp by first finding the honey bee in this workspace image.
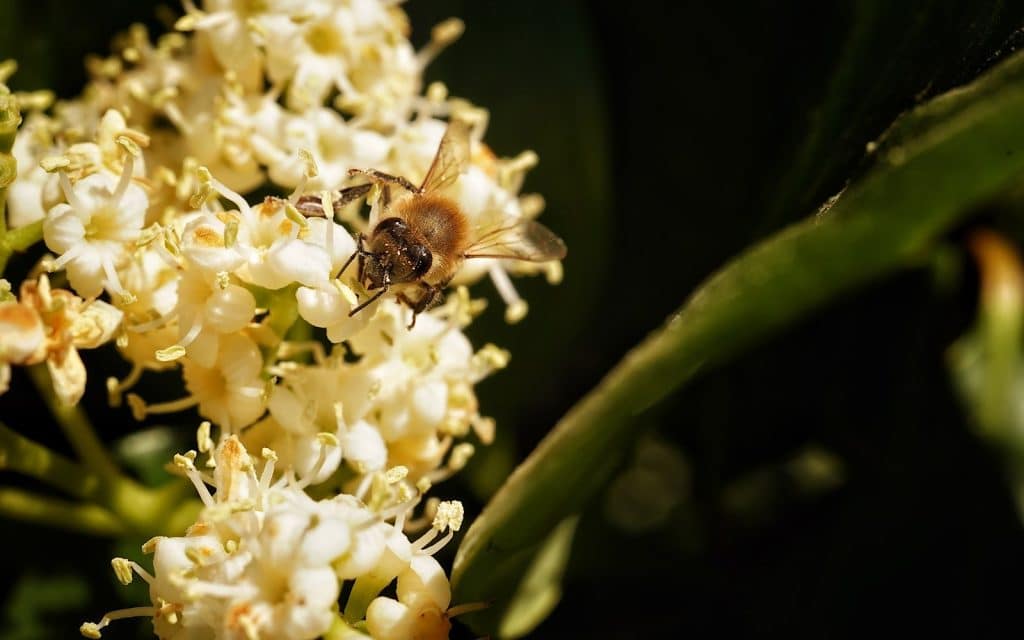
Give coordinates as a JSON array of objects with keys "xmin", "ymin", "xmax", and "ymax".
[{"xmin": 297, "ymin": 119, "xmax": 567, "ymax": 327}]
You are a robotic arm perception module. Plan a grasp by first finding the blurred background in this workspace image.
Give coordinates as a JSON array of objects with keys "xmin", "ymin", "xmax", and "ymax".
[{"xmin": 3, "ymin": 0, "xmax": 1024, "ymax": 637}]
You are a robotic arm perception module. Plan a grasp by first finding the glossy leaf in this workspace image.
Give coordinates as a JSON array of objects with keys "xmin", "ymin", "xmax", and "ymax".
[{"xmin": 452, "ymin": 48, "xmax": 1024, "ymax": 633}]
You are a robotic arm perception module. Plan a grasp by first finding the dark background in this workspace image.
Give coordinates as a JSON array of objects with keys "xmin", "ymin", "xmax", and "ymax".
[{"xmin": 2, "ymin": 1, "xmax": 1024, "ymax": 637}]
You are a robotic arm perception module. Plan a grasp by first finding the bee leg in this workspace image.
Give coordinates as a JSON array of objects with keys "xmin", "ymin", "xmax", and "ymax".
[
  {"xmin": 397, "ymin": 284, "xmax": 443, "ymax": 330},
  {"xmin": 348, "ymin": 168, "xmax": 420, "ymax": 195},
  {"xmin": 356, "ymin": 234, "xmax": 368, "ymax": 283},
  {"xmin": 294, "ymin": 183, "xmax": 373, "ymax": 218}
]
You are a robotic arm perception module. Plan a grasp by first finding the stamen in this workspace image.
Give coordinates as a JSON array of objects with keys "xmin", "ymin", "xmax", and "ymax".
[
  {"xmin": 419, "ymin": 18, "xmax": 464, "ymax": 68},
  {"xmin": 127, "ymin": 393, "xmax": 199, "ymax": 421},
  {"xmin": 80, "ymin": 607, "xmax": 155, "ymax": 638},
  {"xmin": 447, "ymin": 601, "xmax": 492, "ymax": 618},
  {"xmin": 48, "ymin": 244, "xmax": 84, "ymax": 272},
  {"xmin": 196, "ymin": 421, "xmax": 214, "ymax": 453},
  {"xmin": 388, "ymin": 493, "xmax": 422, "ymax": 533},
  {"xmin": 59, "ymin": 171, "xmax": 86, "ymax": 212},
  {"xmin": 259, "ymin": 448, "xmax": 277, "ymax": 493},
  {"xmin": 153, "ymin": 233, "xmax": 181, "ymax": 268},
  {"xmin": 106, "ymin": 364, "xmax": 143, "ymax": 407},
  {"xmin": 101, "ymin": 257, "xmax": 126, "ymax": 296},
  {"xmin": 111, "ymin": 557, "xmax": 154, "ymax": 585},
  {"xmin": 488, "ymin": 264, "xmax": 528, "ymax": 323},
  {"xmin": 325, "ymin": 214, "xmax": 335, "ymax": 259},
  {"xmin": 127, "ymin": 309, "xmax": 177, "ymax": 333},
  {"xmin": 419, "ymin": 530, "xmax": 454, "ymax": 556},
  {"xmin": 295, "ymin": 432, "xmax": 338, "ymax": 489},
  {"xmin": 354, "ymin": 472, "xmax": 374, "ymax": 502},
  {"xmin": 178, "ymin": 316, "xmax": 205, "ymax": 348},
  {"xmin": 403, "ymin": 497, "xmax": 440, "ymax": 533},
  {"xmin": 411, "ymin": 527, "xmax": 438, "ymax": 552},
  {"xmin": 425, "ymin": 443, "xmax": 475, "ymax": 485},
  {"xmin": 112, "ymin": 151, "xmax": 136, "ymax": 204},
  {"xmin": 174, "ymin": 451, "xmax": 215, "ymax": 507},
  {"xmin": 207, "ymin": 173, "xmax": 251, "ymax": 217}
]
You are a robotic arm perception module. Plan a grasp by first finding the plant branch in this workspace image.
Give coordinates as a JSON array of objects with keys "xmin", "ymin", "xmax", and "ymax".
[
  {"xmin": 0, "ymin": 487, "xmax": 126, "ymax": 537},
  {"xmin": 0, "ymin": 421, "xmax": 101, "ymax": 500},
  {"xmin": 27, "ymin": 364, "xmax": 123, "ymax": 482}
]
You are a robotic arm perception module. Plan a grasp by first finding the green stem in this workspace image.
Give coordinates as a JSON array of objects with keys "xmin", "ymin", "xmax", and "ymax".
[
  {"xmin": 0, "ymin": 487, "xmax": 126, "ymax": 537},
  {"xmin": 259, "ymin": 284, "xmax": 300, "ymax": 366},
  {"xmin": 0, "ymin": 218, "xmax": 42, "ymax": 275},
  {"xmin": 0, "ymin": 154, "xmax": 11, "ymax": 239},
  {"xmin": 0, "ymin": 415, "xmax": 195, "ymax": 535},
  {"xmin": 324, "ymin": 614, "xmax": 370, "ymax": 640},
  {"xmin": 0, "ymin": 89, "xmax": 18, "ymax": 153},
  {"xmin": 343, "ymin": 575, "xmax": 389, "ymax": 623},
  {"xmin": 5, "ymin": 219, "xmax": 41, "ymax": 251},
  {"xmin": 0, "ymin": 421, "xmax": 102, "ymax": 500},
  {"xmin": 0, "ymin": 89, "xmax": 21, "ymax": 243},
  {"xmin": 27, "ymin": 364, "xmax": 123, "ymax": 482}
]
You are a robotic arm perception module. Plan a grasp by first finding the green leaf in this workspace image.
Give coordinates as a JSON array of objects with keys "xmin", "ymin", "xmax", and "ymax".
[
  {"xmin": 496, "ymin": 516, "xmax": 578, "ymax": 639},
  {"xmin": 452, "ymin": 48, "xmax": 1024, "ymax": 633},
  {"xmin": 762, "ymin": 1, "xmax": 1024, "ymax": 230}
]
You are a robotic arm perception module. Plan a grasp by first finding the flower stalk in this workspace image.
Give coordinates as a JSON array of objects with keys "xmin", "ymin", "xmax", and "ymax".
[
  {"xmin": 0, "ymin": 487, "xmax": 126, "ymax": 537},
  {"xmin": 27, "ymin": 364, "xmax": 122, "ymax": 481}
]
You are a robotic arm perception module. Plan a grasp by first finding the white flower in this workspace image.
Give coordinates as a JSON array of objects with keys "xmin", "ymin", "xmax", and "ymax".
[
  {"xmin": 108, "ymin": 248, "xmax": 181, "ymax": 404},
  {"xmin": 128, "ymin": 332, "xmax": 266, "ymax": 430},
  {"xmin": 82, "ymin": 436, "xmax": 351, "ymax": 640},
  {"xmin": 365, "ymin": 558, "xmax": 452, "ymax": 640},
  {"xmin": 6, "ymin": 113, "xmax": 62, "ymax": 228},
  {"xmin": 210, "ymin": 189, "xmax": 333, "ymax": 290},
  {"xmin": 182, "ymin": 0, "xmax": 320, "ymax": 80},
  {"xmin": 180, "ymin": 211, "xmax": 246, "ymax": 275},
  {"xmin": 262, "ymin": 360, "xmax": 388, "ymax": 482},
  {"xmin": 331, "ymin": 300, "xmax": 501, "ymax": 476},
  {"xmin": 43, "ymin": 154, "xmax": 148, "ymax": 299},
  {"xmin": 264, "ymin": 2, "xmax": 406, "ymax": 114},
  {"xmin": 340, "ymin": 419, "xmax": 387, "ymax": 474},
  {"xmin": 178, "ymin": 88, "xmax": 272, "ymax": 194},
  {"xmin": 365, "ymin": 502, "xmax": 465, "ymax": 640},
  {"xmin": 175, "ymin": 267, "xmax": 256, "ymax": 367},
  {"xmin": 0, "ymin": 300, "xmax": 44, "ymax": 365},
  {"xmin": 264, "ymin": 367, "xmax": 346, "ymax": 483},
  {"xmin": 295, "ymin": 280, "xmax": 371, "ymax": 343},
  {"xmin": 82, "ymin": 435, "xmax": 463, "ymax": 640},
  {"xmin": 4, "ymin": 275, "xmax": 123, "ymax": 405},
  {"xmin": 263, "ymin": 107, "xmax": 391, "ymax": 190},
  {"xmin": 182, "ymin": 333, "xmax": 266, "ymax": 431}
]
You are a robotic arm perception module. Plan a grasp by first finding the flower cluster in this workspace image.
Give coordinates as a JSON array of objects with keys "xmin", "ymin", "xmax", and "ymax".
[
  {"xmin": 81, "ymin": 435, "xmax": 472, "ymax": 639},
  {"xmin": 0, "ymin": 1, "xmax": 564, "ymax": 638}
]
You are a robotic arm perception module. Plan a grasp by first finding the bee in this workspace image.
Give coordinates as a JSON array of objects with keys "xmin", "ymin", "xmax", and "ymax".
[{"xmin": 297, "ymin": 119, "xmax": 567, "ymax": 327}]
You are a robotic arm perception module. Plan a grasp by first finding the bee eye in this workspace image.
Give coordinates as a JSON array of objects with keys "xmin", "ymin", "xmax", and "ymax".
[{"xmin": 410, "ymin": 244, "xmax": 432, "ymax": 277}]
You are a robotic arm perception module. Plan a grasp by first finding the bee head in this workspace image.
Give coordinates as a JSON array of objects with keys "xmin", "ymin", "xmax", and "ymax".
[{"xmin": 365, "ymin": 217, "xmax": 433, "ymax": 286}]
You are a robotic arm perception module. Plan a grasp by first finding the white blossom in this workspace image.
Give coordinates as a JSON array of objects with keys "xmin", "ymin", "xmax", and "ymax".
[
  {"xmin": 43, "ymin": 147, "xmax": 148, "ymax": 299},
  {"xmin": 82, "ymin": 436, "xmax": 465, "ymax": 640}
]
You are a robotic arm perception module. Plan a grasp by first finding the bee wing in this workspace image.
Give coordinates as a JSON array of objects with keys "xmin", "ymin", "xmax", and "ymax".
[
  {"xmin": 464, "ymin": 218, "xmax": 567, "ymax": 262},
  {"xmin": 419, "ymin": 118, "xmax": 472, "ymax": 193}
]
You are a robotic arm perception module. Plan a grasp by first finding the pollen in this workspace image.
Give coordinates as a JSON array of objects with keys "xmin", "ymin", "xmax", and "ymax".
[
  {"xmin": 191, "ymin": 225, "xmax": 224, "ymax": 247},
  {"xmin": 433, "ymin": 500, "xmax": 464, "ymax": 532}
]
